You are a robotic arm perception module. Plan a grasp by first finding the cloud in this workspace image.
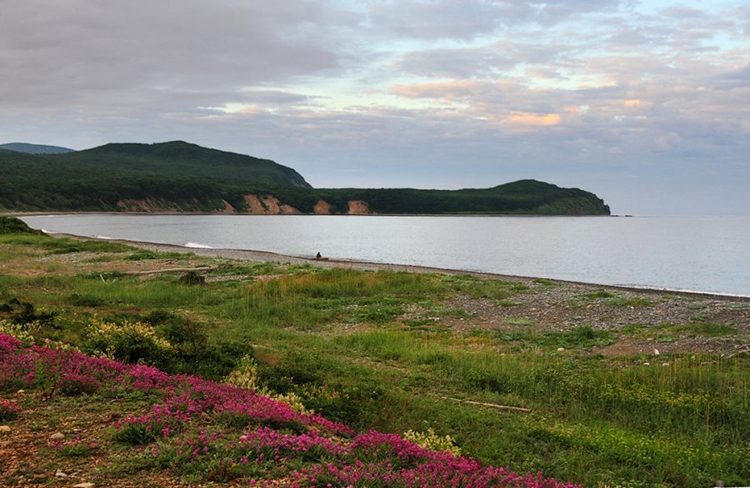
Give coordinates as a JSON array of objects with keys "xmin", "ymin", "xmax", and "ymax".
[
  {"xmin": 365, "ymin": 1, "xmax": 509, "ymax": 41},
  {"xmin": 391, "ymin": 80, "xmax": 498, "ymax": 101},
  {"xmin": 0, "ymin": 0, "xmax": 748, "ymax": 214},
  {"xmin": 502, "ymin": 112, "xmax": 561, "ymax": 127},
  {"xmin": 0, "ymin": 0, "xmax": 344, "ymax": 112}
]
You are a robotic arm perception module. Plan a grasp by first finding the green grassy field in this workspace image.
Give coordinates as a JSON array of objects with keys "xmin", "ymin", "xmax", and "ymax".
[{"xmin": 0, "ymin": 222, "xmax": 747, "ymax": 487}]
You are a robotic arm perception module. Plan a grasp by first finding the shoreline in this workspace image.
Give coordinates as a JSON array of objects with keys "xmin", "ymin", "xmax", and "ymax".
[
  {"xmin": 55, "ymin": 232, "xmax": 750, "ymax": 303},
  {"xmin": 6, "ymin": 210, "xmax": 616, "ymax": 218}
]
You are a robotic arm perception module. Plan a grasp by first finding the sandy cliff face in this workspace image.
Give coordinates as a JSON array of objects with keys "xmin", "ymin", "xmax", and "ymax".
[
  {"xmin": 115, "ymin": 195, "xmax": 366, "ymax": 215},
  {"xmin": 347, "ymin": 200, "xmax": 369, "ymax": 215},
  {"xmin": 243, "ymin": 195, "xmax": 300, "ymax": 214},
  {"xmin": 312, "ymin": 199, "xmax": 370, "ymax": 215},
  {"xmin": 220, "ymin": 200, "xmax": 235, "ymax": 213},
  {"xmin": 116, "ymin": 198, "xmax": 175, "ymax": 212},
  {"xmin": 313, "ymin": 199, "xmax": 331, "ymax": 214}
]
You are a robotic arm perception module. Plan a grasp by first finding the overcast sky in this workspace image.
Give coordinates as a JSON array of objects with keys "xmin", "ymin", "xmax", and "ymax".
[{"xmin": 2, "ymin": 1, "xmax": 748, "ymax": 215}]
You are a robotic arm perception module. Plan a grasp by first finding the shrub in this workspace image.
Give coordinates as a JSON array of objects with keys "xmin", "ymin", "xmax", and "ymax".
[
  {"xmin": 67, "ymin": 294, "xmax": 105, "ymax": 307},
  {"xmin": 0, "ymin": 298, "xmax": 57, "ymax": 327},
  {"xmin": 403, "ymin": 427, "xmax": 462, "ymax": 456},
  {"xmin": 0, "ymin": 217, "xmax": 42, "ymax": 235},
  {"xmin": 57, "ymin": 372, "xmax": 101, "ymax": 396},
  {"xmin": 224, "ymin": 355, "xmax": 310, "ymax": 414},
  {"xmin": 84, "ymin": 319, "xmax": 173, "ymax": 366},
  {"xmin": 144, "ymin": 309, "xmax": 178, "ymax": 326},
  {"xmin": 158, "ymin": 316, "xmax": 208, "ymax": 353},
  {"xmin": 175, "ymin": 341, "xmax": 251, "ymax": 380},
  {"xmin": 114, "ymin": 419, "xmax": 171, "ymax": 445},
  {"xmin": 0, "ymin": 330, "xmax": 23, "ymax": 355},
  {"xmin": 223, "ymin": 355, "xmax": 261, "ymax": 391}
]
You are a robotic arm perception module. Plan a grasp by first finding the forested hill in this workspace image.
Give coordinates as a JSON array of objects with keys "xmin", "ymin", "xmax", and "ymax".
[
  {"xmin": 0, "ymin": 141, "xmax": 610, "ymax": 215},
  {"xmin": 307, "ymin": 180, "xmax": 610, "ymax": 215},
  {"xmin": 70, "ymin": 141, "xmax": 312, "ymax": 190},
  {"xmin": 0, "ymin": 141, "xmax": 311, "ymax": 212}
]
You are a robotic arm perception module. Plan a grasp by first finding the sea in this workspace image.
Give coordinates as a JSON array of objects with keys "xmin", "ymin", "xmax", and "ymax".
[{"xmin": 19, "ymin": 214, "xmax": 750, "ymax": 297}]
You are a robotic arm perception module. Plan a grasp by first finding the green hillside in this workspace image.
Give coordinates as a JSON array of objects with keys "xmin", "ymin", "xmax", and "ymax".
[
  {"xmin": 0, "ymin": 141, "xmax": 610, "ymax": 215},
  {"xmin": 314, "ymin": 180, "xmax": 609, "ymax": 215},
  {"xmin": 262, "ymin": 179, "xmax": 610, "ymax": 215},
  {"xmin": 0, "ymin": 141, "xmax": 311, "ymax": 211}
]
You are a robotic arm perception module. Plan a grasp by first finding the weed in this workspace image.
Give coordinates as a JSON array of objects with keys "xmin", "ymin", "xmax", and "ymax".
[
  {"xmin": 670, "ymin": 322, "xmax": 737, "ymax": 337},
  {"xmin": 178, "ymin": 271, "xmax": 205, "ymax": 285},
  {"xmin": 57, "ymin": 442, "xmax": 95, "ymax": 457},
  {"xmin": 533, "ymin": 278, "xmax": 557, "ymax": 286},
  {"xmin": 506, "ymin": 318, "xmax": 533, "ymax": 326},
  {"xmin": 623, "ymin": 322, "xmax": 737, "ymax": 340},
  {"xmin": 126, "ymin": 250, "xmax": 161, "ymax": 261},
  {"xmin": 533, "ymin": 326, "xmax": 616, "ymax": 349},
  {"xmin": 580, "ymin": 290, "xmax": 616, "ymax": 299},
  {"xmin": 68, "ymin": 293, "xmax": 105, "ymax": 307}
]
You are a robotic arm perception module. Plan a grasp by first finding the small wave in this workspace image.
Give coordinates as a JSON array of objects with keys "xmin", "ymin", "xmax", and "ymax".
[
  {"xmin": 94, "ymin": 235, "xmax": 116, "ymax": 240},
  {"xmin": 185, "ymin": 242, "xmax": 213, "ymax": 249}
]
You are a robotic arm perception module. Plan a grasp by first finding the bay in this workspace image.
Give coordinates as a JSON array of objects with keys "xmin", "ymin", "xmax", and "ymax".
[{"xmin": 20, "ymin": 214, "xmax": 750, "ymax": 297}]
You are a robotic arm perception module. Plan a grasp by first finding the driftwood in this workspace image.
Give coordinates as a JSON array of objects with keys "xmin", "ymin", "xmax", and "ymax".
[
  {"xmin": 442, "ymin": 397, "xmax": 532, "ymax": 413},
  {"xmin": 726, "ymin": 348, "xmax": 750, "ymax": 359}
]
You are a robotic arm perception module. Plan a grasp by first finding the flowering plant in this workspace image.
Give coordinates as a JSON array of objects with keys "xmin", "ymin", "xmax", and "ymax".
[
  {"xmin": 0, "ymin": 398, "xmax": 20, "ymax": 421},
  {"xmin": 0, "ymin": 333, "xmax": 579, "ymax": 487}
]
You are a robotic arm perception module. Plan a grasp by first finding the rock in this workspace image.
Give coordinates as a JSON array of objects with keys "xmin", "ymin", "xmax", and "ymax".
[
  {"xmin": 0, "ymin": 425, "xmax": 11, "ymax": 433},
  {"xmin": 50, "ymin": 432, "xmax": 65, "ymax": 440},
  {"xmin": 55, "ymin": 471, "xmax": 68, "ymax": 478},
  {"xmin": 73, "ymin": 483, "xmax": 96, "ymax": 488}
]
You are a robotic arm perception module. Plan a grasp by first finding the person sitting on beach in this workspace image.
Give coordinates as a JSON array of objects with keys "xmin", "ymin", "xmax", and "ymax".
[{"xmin": 316, "ymin": 252, "xmax": 322, "ymax": 259}]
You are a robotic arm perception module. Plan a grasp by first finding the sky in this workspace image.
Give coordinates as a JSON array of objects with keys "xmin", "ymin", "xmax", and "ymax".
[{"xmin": 1, "ymin": 0, "xmax": 749, "ymax": 215}]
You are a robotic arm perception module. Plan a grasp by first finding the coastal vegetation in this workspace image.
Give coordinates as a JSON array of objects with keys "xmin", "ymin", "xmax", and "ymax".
[
  {"xmin": 1, "ymin": 217, "xmax": 747, "ymax": 486},
  {"xmin": 0, "ymin": 141, "xmax": 610, "ymax": 215}
]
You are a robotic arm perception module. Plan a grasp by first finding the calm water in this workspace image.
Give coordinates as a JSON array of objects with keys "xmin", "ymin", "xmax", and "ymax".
[{"xmin": 20, "ymin": 214, "xmax": 750, "ymax": 297}]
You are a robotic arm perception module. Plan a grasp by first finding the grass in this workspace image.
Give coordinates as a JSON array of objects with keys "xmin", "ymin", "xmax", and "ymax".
[
  {"xmin": 1, "ymin": 230, "xmax": 748, "ymax": 487},
  {"xmin": 568, "ymin": 289, "xmax": 654, "ymax": 308},
  {"xmin": 622, "ymin": 322, "xmax": 738, "ymax": 341}
]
